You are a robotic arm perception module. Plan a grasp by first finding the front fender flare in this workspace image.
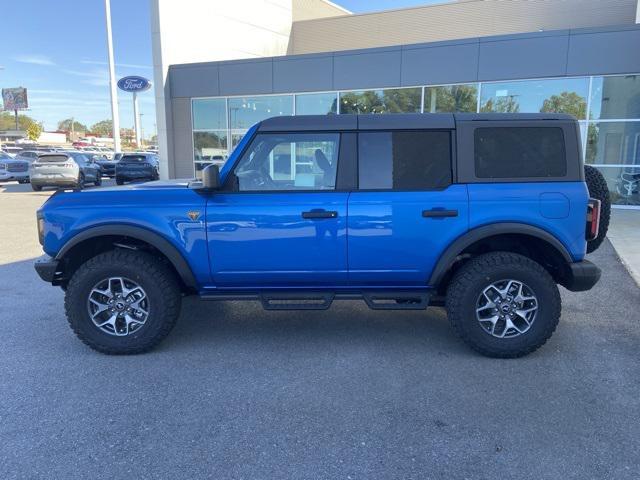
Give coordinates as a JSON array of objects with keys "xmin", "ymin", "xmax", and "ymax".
[
  {"xmin": 55, "ymin": 224, "xmax": 197, "ymax": 288},
  {"xmin": 428, "ymin": 223, "xmax": 573, "ymax": 286}
]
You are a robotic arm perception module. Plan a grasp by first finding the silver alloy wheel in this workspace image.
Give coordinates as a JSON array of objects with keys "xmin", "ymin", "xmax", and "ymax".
[
  {"xmin": 475, "ymin": 279, "xmax": 538, "ymax": 338},
  {"xmin": 87, "ymin": 277, "xmax": 150, "ymax": 336}
]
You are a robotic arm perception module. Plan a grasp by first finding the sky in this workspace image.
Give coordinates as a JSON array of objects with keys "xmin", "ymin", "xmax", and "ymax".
[{"xmin": 0, "ymin": 0, "xmax": 443, "ymax": 138}]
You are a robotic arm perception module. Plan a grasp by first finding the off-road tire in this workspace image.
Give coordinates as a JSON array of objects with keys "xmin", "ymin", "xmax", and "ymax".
[
  {"xmin": 64, "ymin": 249, "xmax": 182, "ymax": 354},
  {"xmin": 446, "ymin": 252, "xmax": 561, "ymax": 358},
  {"xmin": 31, "ymin": 184, "xmax": 42, "ymax": 191},
  {"xmin": 584, "ymin": 165, "xmax": 610, "ymax": 253}
]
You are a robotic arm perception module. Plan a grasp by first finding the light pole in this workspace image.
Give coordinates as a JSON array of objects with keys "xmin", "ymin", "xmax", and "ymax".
[{"xmin": 104, "ymin": 0, "xmax": 121, "ymax": 151}]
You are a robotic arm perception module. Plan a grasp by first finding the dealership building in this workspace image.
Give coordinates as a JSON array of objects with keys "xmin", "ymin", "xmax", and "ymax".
[{"xmin": 151, "ymin": 0, "xmax": 640, "ymax": 207}]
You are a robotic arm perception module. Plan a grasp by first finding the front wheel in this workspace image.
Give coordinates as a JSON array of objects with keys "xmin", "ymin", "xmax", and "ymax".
[
  {"xmin": 115, "ymin": 176, "xmax": 124, "ymax": 185},
  {"xmin": 446, "ymin": 252, "xmax": 561, "ymax": 358},
  {"xmin": 77, "ymin": 173, "xmax": 85, "ymax": 190},
  {"xmin": 64, "ymin": 250, "xmax": 182, "ymax": 354},
  {"xmin": 94, "ymin": 172, "xmax": 102, "ymax": 186},
  {"xmin": 31, "ymin": 184, "xmax": 43, "ymax": 191}
]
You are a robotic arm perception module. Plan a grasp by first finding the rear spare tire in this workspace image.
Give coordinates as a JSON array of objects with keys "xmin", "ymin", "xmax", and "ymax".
[{"xmin": 584, "ymin": 165, "xmax": 611, "ymax": 253}]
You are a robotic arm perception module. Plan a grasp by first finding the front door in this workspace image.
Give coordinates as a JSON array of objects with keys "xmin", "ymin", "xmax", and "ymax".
[
  {"xmin": 348, "ymin": 129, "xmax": 469, "ymax": 286},
  {"xmin": 207, "ymin": 132, "xmax": 348, "ymax": 288}
]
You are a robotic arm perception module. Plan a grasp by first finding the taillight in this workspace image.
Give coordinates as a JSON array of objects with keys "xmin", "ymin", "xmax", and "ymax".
[{"xmin": 586, "ymin": 198, "xmax": 601, "ymax": 241}]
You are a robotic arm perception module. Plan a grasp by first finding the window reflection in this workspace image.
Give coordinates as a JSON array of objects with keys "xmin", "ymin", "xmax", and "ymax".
[
  {"xmin": 480, "ymin": 78, "xmax": 589, "ymax": 119},
  {"xmin": 596, "ymin": 166, "xmax": 640, "ymax": 206},
  {"xmin": 228, "ymin": 96, "xmax": 293, "ymax": 129},
  {"xmin": 424, "ymin": 84, "xmax": 477, "ymax": 113},
  {"xmin": 340, "ymin": 88, "xmax": 421, "ymax": 114},
  {"xmin": 585, "ymin": 122, "xmax": 640, "ymax": 166},
  {"xmin": 295, "ymin": 93, "xmax": 338, "ymax": 115},
  {"xmin": 590, "ymin": 75, "xmax": 640, "ymax": 120},
  {"xmin": 193, "ymin": 131, "xmax": 227, "ymax": 162},
  {"xmin": 192, "ymin": 98, "xmax": 226, "ymax": 130}
]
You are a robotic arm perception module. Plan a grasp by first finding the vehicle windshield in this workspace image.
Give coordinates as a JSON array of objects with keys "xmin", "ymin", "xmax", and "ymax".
[{"xmin": 120, "ymin": 155, "xmax": 148, "ymax": 163}]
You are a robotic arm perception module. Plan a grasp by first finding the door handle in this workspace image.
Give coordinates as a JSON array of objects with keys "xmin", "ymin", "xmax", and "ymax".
[
  {"xmin": 302, "ymin": 209, "xmax": 338, "ymax": 219},
  {"xmin": 422, "ymin": 208, "xmax": 458, "ymax": 218}
]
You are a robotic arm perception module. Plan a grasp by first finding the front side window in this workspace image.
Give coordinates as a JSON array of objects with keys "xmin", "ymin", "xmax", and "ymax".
[
  {"xmin": 233, "ymin": 133, "xmax": 340, "ymax": 191},
  {"xmin": 474, "ymin": 127, "xmax": 566, "ymax": 178},
  {"xmin": 358, "ymin": 131, "xmax": 452, "ymax": 190}
]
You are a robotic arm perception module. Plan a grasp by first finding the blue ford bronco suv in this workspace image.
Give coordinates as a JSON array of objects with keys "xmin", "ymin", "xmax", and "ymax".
[{"xmin": 35, "ymin": 113, "xmax": 609, "ymax": 358}]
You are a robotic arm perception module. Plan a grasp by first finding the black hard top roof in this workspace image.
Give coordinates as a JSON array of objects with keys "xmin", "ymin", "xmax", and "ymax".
[{"xmin": 257, "ymin": 113, "xmax": 576, "ymax": 132}]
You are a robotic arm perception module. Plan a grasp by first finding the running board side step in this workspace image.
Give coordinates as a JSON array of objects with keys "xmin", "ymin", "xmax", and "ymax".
[
  {"xmin": 260, "ymin": 292, "xmax": 335, "ymax": 310},
  {"xmin": 200, "ymin": 290, "xmax": 432, "ymax": 311}
]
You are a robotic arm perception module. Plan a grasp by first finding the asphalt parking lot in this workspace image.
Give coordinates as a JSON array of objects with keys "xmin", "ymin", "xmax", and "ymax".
[{"xmin": 1, "ymin": 181, "xmax": 639, "ymax": 480}]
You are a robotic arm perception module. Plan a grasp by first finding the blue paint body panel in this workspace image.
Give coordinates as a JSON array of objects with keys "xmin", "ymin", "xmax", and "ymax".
[
  {"xmin": 40, "ymin": 183, "xmax": 211, "ymax": 286},
  {"xmin": 467, "ymin": 182, "xmax": 588, "ymax": 261},
  {"xmin": 348, "ymin": 185, "xmax": 469, "ymax": 285},
  {"xmin": 206, "ymin": 192, "xmax": 349, "ymax": 287}
]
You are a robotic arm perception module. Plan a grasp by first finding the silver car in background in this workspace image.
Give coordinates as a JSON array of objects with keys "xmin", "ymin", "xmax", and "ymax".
[
  {"xmin": 0, "ymin": 151, "xmax": 30, "ymax": 184},
  {"xmin": 30, "ymin": 152, "xmax": 102, "ymax": 191}
]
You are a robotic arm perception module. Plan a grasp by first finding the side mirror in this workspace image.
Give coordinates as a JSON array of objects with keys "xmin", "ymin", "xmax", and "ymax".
[{"xmin": 201, "ymin": 164, "xmax": 220, "ymax": 190}]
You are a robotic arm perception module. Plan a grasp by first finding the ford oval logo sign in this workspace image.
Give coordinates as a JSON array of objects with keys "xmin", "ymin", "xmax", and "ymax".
[{"xmin": 117, "ymin": 76, "xmax": 152, "ymax": 93}]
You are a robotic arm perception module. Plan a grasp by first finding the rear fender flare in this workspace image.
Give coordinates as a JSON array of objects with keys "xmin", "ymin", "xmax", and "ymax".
[{"xmin": 428, "ymin": 223, "xmax": 573, "ymax": 286}]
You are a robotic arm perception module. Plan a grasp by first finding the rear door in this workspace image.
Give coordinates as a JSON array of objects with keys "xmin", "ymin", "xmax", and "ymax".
[{"xmin": 348, "ymin": 129, "xmax": 469, "ymax": 286}]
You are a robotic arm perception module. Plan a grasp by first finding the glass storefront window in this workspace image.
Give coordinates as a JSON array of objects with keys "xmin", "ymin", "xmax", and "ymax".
[
  {"xmin": 585, "ymin": 122, "xmax": 640, "ymax": 166},
  {"xmin": 192, "ymin": 98, "xmax": 227, "ymax": 130},
  {"xmin": 596, "ymin": 165, "xmax": 640, "ymax": 206},
  {"xmin": 424, "ymin": 84, "xmax": 478, "ymax": 113},
  {"xmin": 193, "ymin": 131, "xmax": 227, "ymax": 161},
  {"xmin": 480, "ymin": 78, "xmax": 589, "ymax": 119},
  {"xmin": 590, "ymin": 75, "xmax": 640, "ymax": 120},
  {"xmin": 340, "ymin": 88, "xmax": 421, "ymax": 114},
  {"xmin": 295, "ymin": 92, "xmax": 338, "ymax": 115},
  {"xmin": 228, "ymin": 95, "xmax": 293, "ymax": 130}
]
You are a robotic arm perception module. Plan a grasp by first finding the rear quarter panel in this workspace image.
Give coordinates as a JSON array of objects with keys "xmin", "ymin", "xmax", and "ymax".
[{"xmin": 467, "ymin": 182, "xmax": 588, "ymax": 261}]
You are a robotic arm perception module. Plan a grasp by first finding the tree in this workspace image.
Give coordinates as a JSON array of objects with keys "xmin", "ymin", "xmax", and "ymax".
[
  {"xmin": 340, "ymin": 89, "xmax": 421, "ymax": 115},
  {"xmin": 425, "ymin": 85, "xmax": 477, "ymax": 113},
  {"xmin": 57, "ymin": 118, "xmax": 88, "ymax": 133},
  {"xmin": 0, "ymin": 111, "xmax": 38, "ymax": 131},
  {"xmin": 540, "ymin": 91, "xmax": 587, "ymax": 119},
  {"xmin": 26, "ymin": 122, "xmax": 43, "ymax": 141},
  {"xmin": 481, "ymin": 96, "xmax": 520, "ymax": 113},
  {"xmin": 90, "ymin": 119, "xmax": 113, "ymax": 137}
]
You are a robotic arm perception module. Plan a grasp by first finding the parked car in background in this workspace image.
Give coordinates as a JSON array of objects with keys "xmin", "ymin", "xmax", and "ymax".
[
  {"xmin": 30, "ymin": 151, "xmax": 102, "ymax": 191},
  {"xmin": 0, "ymin": 151, "xmax": 30, "ymax": 184},
  {"xmin": 14, "ymin": 150, "xmax": 41, "ymax": 163},
  {"xmin": 90, "ymin": 153, "xmax": 118, "ymax": 178},
  {"xmin": 115, "ymin": 153, "xmax": 160, "ymax": 185},
  {"xmin": 1, "ymin": 145, "xmax": 23, "ymax": 156}
]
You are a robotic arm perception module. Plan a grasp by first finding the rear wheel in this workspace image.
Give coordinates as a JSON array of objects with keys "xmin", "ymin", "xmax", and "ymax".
[
  {"xmin": 77, "ymin": 173, "xmax": 85, "ymax": 190},
  {"xmin": 115, "ymin": 176, "xmax": 124, "ymax": 185},
  {"xmin": 446, "ymin": 252, "xmax": 561, "ymax": 358},
  {"xmin": 94, "ymin": 172, "xmax": 102, "ymax": 186},
  {"xmin": 584, "ymin": 165, "xmax": 610, "ymax": 253},
  {"xmin": 64, "ymin": 250, "xmax": 182, "ymax": 354}
]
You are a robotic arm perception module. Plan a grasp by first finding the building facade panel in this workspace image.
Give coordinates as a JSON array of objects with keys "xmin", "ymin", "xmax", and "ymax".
[
  {"xmin": 567, "ymin": 28, "xmax": 640, "ymax": 76},
  {"xmin": 333, "ymin": 48, "xmax": 402, "ymax": 90},
  {"xmin": 273, "ymin": 55, "xmax": 334, "ymax": 93},
  {"xmin": 170, "ymin": 64, "xmax": 220, "ymax": 98},
  {"xmin": 401, "ymin": 42, "xmax": 480, "ymax": 86},
  {"xmin": 478, "ymin": 34, "xmax": 569, "ymax": 81},
  {"xmin": 219, "ymin": 60, "xmax": 274, "ymax": 96}
]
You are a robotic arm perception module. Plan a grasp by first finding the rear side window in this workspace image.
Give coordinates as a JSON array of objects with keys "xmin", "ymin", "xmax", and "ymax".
[
  {"xmin": 474, "ymin": 127, "xmax": 566, "ymax": 178},
  {"xmin": 358, "ymin": 131, "xmax": 451, "ymax": 190}
]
